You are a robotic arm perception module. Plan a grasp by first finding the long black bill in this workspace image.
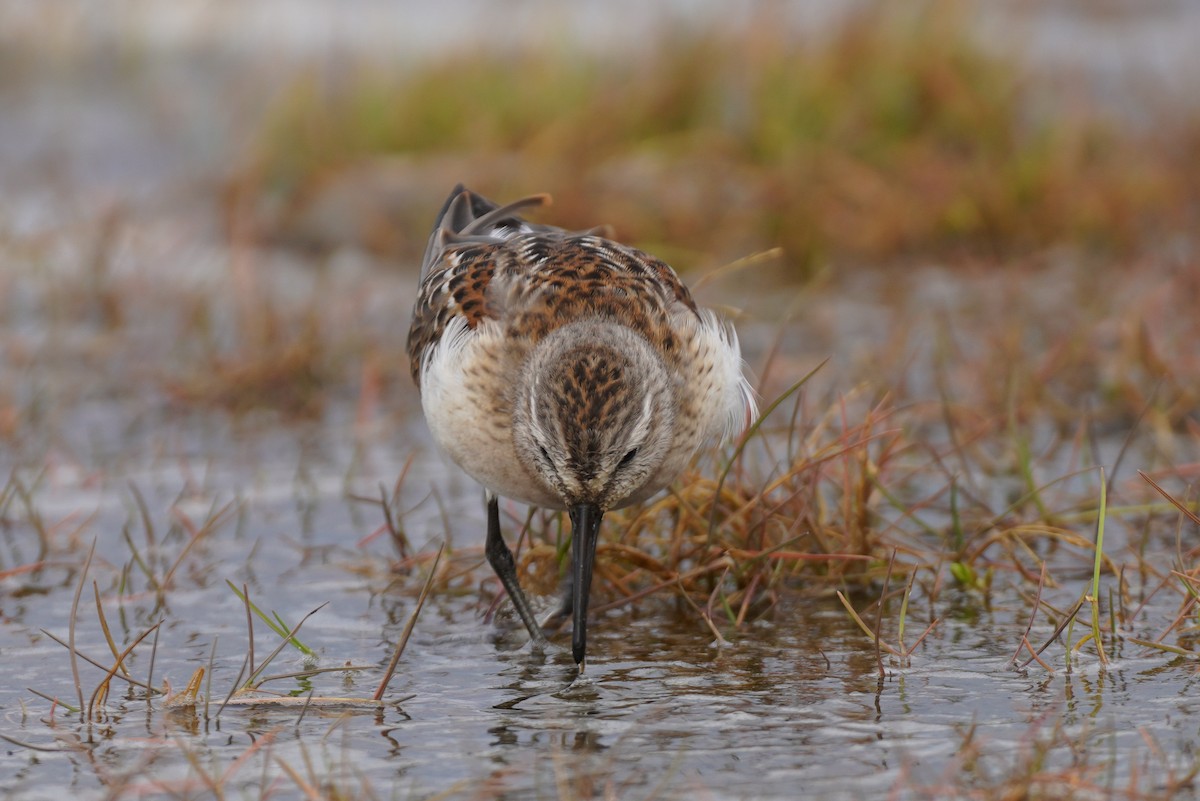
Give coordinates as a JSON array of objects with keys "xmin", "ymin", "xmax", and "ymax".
[{"xmin": 569, "ymin": 502, "xmax": 604, "ymax": 672}]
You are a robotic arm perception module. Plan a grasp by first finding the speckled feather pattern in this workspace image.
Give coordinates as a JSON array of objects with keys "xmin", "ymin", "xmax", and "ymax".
[
  {"xmin": 407, "ymin": 234, "xmax": 696, "ymax": 385},
  {"xmin": 406, "ymin": 187, "xmax": 755, "ymax": 512}
]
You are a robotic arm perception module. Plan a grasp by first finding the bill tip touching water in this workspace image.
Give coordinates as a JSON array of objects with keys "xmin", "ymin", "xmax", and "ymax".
[{"xmin": 406, "ymin": 185, "xmax": 755, "ymax": 670}]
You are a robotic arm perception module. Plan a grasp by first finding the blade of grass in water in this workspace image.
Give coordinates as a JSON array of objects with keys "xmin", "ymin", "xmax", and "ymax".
[
  {"xmin": 1139, "ymin": 470, "xmax": 1200, "ymax": 527},
  {"xmin": 836, "ymin": 591, "xmax": 901, "ymax": 657},
  {"xmin": 1089, "ymin": 468, "xmax": 1109, "ymax": 666},
  {"xmin": 69, "ymin": 538, "xmax": 97, "ymax": 716},
  {"xmin": 226, "ymin": 580, "xmax": 315, "ymax": 657},
  {"xmin": 375, "ymin": 544, "xmax": 444, "ymax": 700},
  {"xmin": 87, "ymin": 621, "xmax": 162, "ymax": 720},
  {"xmin": 245, "ymin": 603, "xmax": 327, "ymax": 688}
]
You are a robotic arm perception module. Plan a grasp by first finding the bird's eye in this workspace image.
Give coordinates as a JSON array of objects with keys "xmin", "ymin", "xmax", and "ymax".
[
  {"xmin": 618, "ymin": 448, "xmax": 638, "ymax": 469},
  {"xmin": 538, "ymin": 444, "xmax": 552, "ymax": 464}
]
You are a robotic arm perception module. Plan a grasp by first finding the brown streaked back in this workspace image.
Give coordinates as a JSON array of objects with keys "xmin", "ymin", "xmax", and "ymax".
[{"xmin": 406, "ymin": 188, "xmax": 700, "ymax": 388}]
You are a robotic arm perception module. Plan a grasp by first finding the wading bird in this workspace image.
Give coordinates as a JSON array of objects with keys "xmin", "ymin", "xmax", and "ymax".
[{"xmin": 407, "ymin": 187, "xmax": 754, "ymax": 671}]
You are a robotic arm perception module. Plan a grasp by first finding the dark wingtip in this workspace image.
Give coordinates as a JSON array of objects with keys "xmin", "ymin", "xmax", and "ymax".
[
  {"xmin": 419, "ymin": 186, "xmax": 483, "ymax": 277},
  {"xmin": 419, "ymin": 187, "xmax": 558, "ymax": 280},
  {"xmin": 430, "ymin": 185, "xmax": 468, "ymax": 233},
  {"xmin": 458, "ymin": 193, "xmax": 552, "ymax": 237}
]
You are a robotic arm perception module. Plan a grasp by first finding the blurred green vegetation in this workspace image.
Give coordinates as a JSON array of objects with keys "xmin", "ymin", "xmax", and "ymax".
[{"xmin": 246, "ymin": 4, "xmax": 1195, "ymax": 272}]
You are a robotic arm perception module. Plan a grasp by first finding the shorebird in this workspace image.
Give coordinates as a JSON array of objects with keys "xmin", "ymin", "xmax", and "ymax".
[{"xmin": 407, "ymin": 186, "xmax": 755, "ymax": 671}]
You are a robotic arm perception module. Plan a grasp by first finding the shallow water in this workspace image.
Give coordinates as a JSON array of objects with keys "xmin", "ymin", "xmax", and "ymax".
[{"xmin": 2, "ymin": 402, "xmax": 1199, "ymax": 800}]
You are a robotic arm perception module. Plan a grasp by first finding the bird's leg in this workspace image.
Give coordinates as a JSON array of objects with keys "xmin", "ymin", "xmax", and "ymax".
[{"xmin": 485, "ymin": 495, "xmax": 549, "ymax": 650}]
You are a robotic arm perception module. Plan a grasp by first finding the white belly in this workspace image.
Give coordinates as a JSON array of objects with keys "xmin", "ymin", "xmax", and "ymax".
[{"xmin": 420, "ymin": 318, "xmax": 563, "ymax": 509}]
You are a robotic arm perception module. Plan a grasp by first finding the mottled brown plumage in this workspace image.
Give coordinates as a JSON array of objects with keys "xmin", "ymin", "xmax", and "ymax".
[
  {"xmin": 406, "ymin": 186, "xmax": 754, "ymax": 671},
  {"xmin": 407, "ymin": 230, "xmax": 697, "ymax": 388}
]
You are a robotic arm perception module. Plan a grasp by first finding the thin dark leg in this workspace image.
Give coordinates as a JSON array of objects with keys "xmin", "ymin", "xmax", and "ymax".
[{"xmin": 485, "ymin": 495, "xmax": 549, "ymax": 650}]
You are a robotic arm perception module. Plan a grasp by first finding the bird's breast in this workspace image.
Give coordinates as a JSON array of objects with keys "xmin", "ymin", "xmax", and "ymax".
[{"xmin": 420, "ymin": 319, "xmax": 563, "ymax": 509}]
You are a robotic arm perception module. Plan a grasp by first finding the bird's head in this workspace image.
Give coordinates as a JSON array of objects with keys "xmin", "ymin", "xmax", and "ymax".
[
  {"xmin": 512, "ymin": 319, "xmax": 675, "ymax": 669},
  {"xmin": 512, "ymin": 320, "xmax": 675, "ymax": 513}
]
